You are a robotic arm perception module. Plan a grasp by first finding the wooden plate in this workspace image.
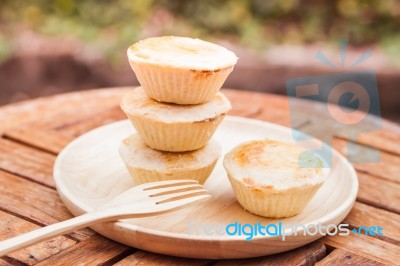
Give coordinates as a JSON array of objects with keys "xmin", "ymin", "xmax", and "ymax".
[{"xmin": 54, "ymin": 116, "xmax": 358, "ymax": 259}]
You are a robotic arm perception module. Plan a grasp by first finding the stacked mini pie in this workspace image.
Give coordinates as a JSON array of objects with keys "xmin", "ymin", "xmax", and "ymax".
[{"xmin": 119, "ymin": 36, "xmax": 237, "ymax": 185}]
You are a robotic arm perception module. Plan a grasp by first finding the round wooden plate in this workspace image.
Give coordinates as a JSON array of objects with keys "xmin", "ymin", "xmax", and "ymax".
[{"xmin": 54, "ymin": 116, "xmax": 358, "ymax": 259}]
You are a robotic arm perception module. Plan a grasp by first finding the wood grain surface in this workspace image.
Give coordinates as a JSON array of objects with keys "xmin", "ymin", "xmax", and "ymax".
[{"xmin": 0, "ymin": 87, "xmax": 399, "ymax": 265}]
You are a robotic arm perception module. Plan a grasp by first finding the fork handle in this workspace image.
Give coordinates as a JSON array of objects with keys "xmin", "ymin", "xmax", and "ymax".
[{"xmin": 0, "ymin": 210, "xmax": 122, "ymax": 257}]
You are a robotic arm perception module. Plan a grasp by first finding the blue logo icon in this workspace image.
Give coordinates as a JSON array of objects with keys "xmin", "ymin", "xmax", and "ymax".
[{"xmin": 286, "ymin": 39, "xmax": 381, "ymax": 166}]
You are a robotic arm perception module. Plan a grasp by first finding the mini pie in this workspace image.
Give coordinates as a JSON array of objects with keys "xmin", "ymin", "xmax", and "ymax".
[
  {"xmin": 127, "ymin": 36, "xmax": 238, "ymax": 104},
  {"xmin": 119, "ymin": 134, "xmax": 221, "ymax": 185},
  {"xmin": 223, "ymin": 140, "xmax": 328, "ymax": 218},
  {"xmin": 120, "ymin": 87, "xmax": 231, "ymax": 152}
]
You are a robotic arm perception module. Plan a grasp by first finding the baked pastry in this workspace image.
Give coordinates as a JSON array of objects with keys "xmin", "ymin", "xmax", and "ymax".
[
  {"xmin": 127, "ymin": 36, "xmax": 237, "ymax": 104},
  {"xmin": 119, "ymin": 134, "xmax": 221, "ymax": 184},
  {"xmin": 120, "ymin": 87, "xmax": 231, "ymax": 152},
  {"xmin": 223, "ymin": 140, "xmax": 328, "ymax": 218}
]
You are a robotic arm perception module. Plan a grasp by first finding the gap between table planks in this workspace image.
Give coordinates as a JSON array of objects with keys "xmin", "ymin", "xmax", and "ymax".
[{"xmin": 0, "ymin": 87, "xmax": 399, "ymax": 265}]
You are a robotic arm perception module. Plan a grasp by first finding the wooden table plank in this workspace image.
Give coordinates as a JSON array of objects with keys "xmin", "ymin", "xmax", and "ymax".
[
  {"xmin": 0, "ymin": 138, "xmax": 56, "ymax": 188},
  {"xmin": 357, "ymin": 172, "xmax": 400, "ymax": 214},
  {"xmin": 0, "ymin": 169, "xmax": 74, "ymax": 224},
  {"xmin": 0, "ymin": 210, "xmax": 76, "ymax": 265},
  {"xmin": 4, "ymin": 127, "xmax": 70, "ymax": 155},
  {"xmin": 114, "ymin": 251, "xmax": 211, "ymax": 266},
  {"xmin": 225, "ymin": 90, "xmax": 294, "ymax": 126},
  {"xmin": 57, "ymin": 106, "xmax": 125, "ymax": 138},
  {"xmin": 320, "ymin": 233, "xmax": 400, "ymax": 265},
  {"xmin": 340, "ymin": 123, "xmax": 400, "ymax": 157},
  {"xmin": 36, "ymin": 234, "xmax": 132, "ymax": 266},
  {"xmin": 332, "ymin": 138, "xmax": 400, "ymax": 183},
  {"xmin": 286, "ymin": 96, "xmax": 400, "ymax": 157},
  {"xmin": 0, "ymin": 259, "xmax": 14, "ymax": 266},
  {"xmin": 224, "ymin": 90, "xmax": 271, "ymax": 118},
  {"xmin": 0, "ymin": 170, "xmax": 94, "ymax": 241},
  {"xmin": 214, "ymin": 242, "xmax": 326, "ymax": 266},
  {"xmin": 316, "ymin": 249, "xmax": 385, "ymax": 266},
  {"xmin": 343, "ymin": 202, "xmax": 400, "ymax": 243},
  {"xmin": 0, "ymin": 88, "xmax": 128, "ymax": 134},
  {"xmin": 3, "ymin": 107, "xmax": 125, "ymax": 155},
  {"xmin": 0, "ymin": 89, "xmax": 128, "ymax": 154}
]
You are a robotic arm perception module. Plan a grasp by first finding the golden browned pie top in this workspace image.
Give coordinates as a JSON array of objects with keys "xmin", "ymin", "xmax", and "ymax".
[
  {"xmin": 224, "ymin": 140, "xmax": 328, "ymax": 190},
  {"xmin": 120, "ymin": 87, "xmax": 231, "ymax": 123},
  {"xmin": 127, "ymin": 36, "xmax": 238, "ymax": 70}
]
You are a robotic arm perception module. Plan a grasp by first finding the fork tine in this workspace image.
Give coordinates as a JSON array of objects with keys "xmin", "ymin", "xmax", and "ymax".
[
  {"xmin": 155, "ymin": 189, "xmax": 208, "ymax": 204},
  {"xmin": 100, "ymin": 180, "xmax": 203, "ymax": 209},
  {"xmin": 156, "ymin": 194, "xmax": 211, "ymax": 211},
  {"xmin": 148, "ymin": 184, "xmax": 204, "ymax": 197},
  {"xmin": 137, "ymin": 180, "xmax": 199, "ymax": 191}
]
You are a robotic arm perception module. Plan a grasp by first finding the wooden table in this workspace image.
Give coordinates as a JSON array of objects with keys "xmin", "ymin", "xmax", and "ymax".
[{"xmin": 0, "ymin": 88, "xmax": 399, "ymax": 265}]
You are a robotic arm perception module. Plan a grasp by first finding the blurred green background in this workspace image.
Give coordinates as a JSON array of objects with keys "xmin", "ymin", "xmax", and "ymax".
[
  {"xmin": 0, "ymin": 0, "xmax": 399, "ymax": 119},
  {"xmin": 2, "ymin": 0, "xmax": 400, "ymax": 63}
]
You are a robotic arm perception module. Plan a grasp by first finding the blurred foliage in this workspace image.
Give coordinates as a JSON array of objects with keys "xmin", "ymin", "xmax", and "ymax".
[{"xmin": 1, "ymin": 0, "xmax": 400, "ymax": 63}]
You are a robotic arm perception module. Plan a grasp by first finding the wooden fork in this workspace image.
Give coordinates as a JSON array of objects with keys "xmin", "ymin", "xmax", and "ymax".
[{"xmin": 0, "ymin": 179, "xmax": 210, "ymax": 256}]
